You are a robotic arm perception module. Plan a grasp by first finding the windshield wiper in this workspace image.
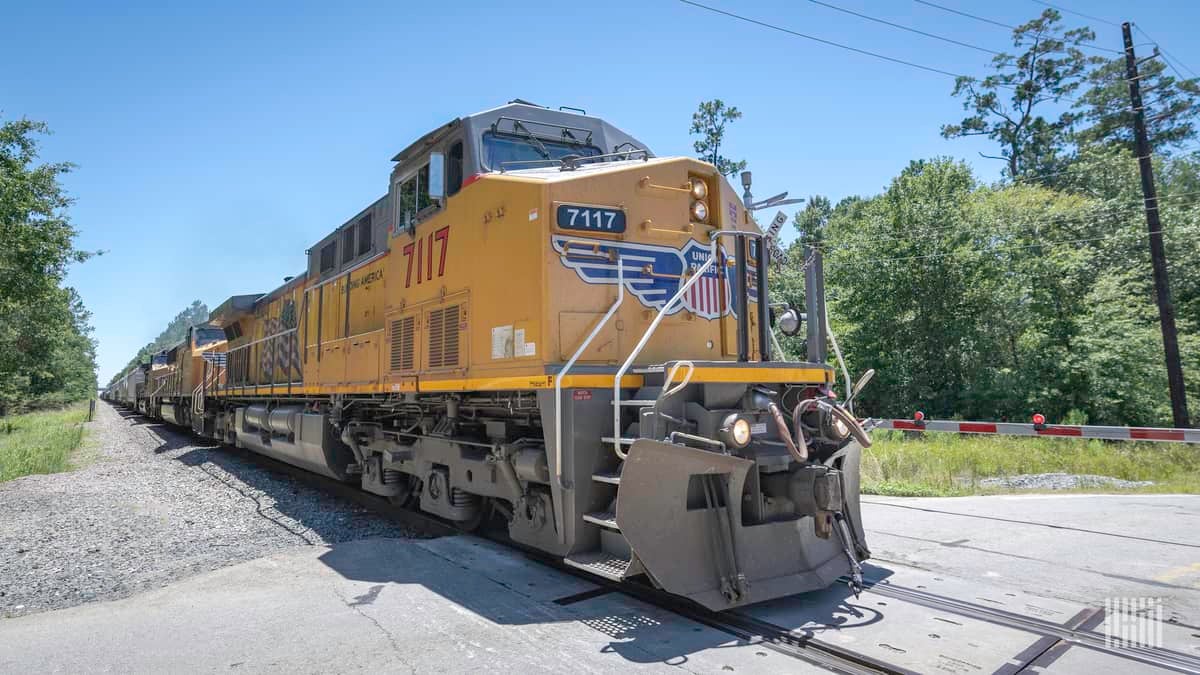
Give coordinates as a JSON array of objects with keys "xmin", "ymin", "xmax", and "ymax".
[{"xmin": 510, "ymin": 120, "xmax": 550, "ymax": 159}]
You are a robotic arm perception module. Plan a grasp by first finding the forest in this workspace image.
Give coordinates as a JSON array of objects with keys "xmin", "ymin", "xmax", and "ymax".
[
  {"xmin": 760, "ymin": 10, "xmax": 1200, "ymax": 427},
  {"xmin": 0, "ymin": 120, "xmax": 98, "ymax": 415}
]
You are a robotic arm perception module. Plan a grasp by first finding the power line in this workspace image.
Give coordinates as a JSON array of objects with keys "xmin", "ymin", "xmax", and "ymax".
[
  {"xmin": 805, "ymin": 0, "xmax": 1002, "ymax": 56},
  {"xmin": 1031, "ymin": 0, "xmax": 1121, "ymax": 28},
  {"xmin": 679, "ymin": 0, "xmax": 966, "ymax": 79},
  {"xmin": 913, "ymin": 0, "xmax": 1121, "ymax": 55},
  {"xmin": 1132, "ymin": 24, "xmax": 1199, "ymax": 82},
  {"xmin": 912, "ymin": 0, "xmax": 1013, "ymax": 30},
  {"xmin": 679, "ymin": 0, "xmax": 1088, "ymax": 105}
]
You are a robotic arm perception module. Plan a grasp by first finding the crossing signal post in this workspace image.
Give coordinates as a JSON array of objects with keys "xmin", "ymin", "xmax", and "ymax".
[{"xmin": 1123, "ymin": 22, "xmax": 1191, "ymax": 428}]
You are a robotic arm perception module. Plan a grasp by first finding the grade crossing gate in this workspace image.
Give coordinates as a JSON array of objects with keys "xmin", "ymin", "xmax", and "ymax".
[{"xmin": 866, "ymin": 412, "xmax": 1200, "ymax": 444}]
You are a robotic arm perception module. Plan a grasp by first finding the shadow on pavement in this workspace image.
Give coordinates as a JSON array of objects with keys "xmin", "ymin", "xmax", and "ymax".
[{"xmin": 113, "ymin": 401, "xmax": 898, "ymax": 668}]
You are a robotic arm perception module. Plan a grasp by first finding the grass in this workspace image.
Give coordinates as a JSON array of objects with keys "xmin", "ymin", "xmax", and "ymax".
[
  {"xmin": 0, "ymin": 403, "xmax": 92, "ymax": 482},
  {"xmin": 861, "ymin": 430, "xmax": 1200, "ymax": 497}
]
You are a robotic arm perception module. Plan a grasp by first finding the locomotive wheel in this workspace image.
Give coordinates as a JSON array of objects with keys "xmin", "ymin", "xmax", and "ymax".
[{"xmin": 387, "ymin": 475, "xmax": 422, "ymax": 507}]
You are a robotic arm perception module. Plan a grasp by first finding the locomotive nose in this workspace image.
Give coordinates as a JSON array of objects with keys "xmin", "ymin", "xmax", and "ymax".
[{"xmin": 614, "ymin": 432, "xmax": 868, "ymax": 611}]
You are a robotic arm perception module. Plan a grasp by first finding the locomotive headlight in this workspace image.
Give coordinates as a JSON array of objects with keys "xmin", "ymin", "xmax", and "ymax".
[
  {"xmin": 689, "ymin": 177, "xmax": 708, "ymax": 200},
  {"xmin": 690, "ymin": 200, "xmax": 709, "ymax": 223},
  {"xmin": 719, "ymin": 413, "xmax": 753, "ymax": 449}
]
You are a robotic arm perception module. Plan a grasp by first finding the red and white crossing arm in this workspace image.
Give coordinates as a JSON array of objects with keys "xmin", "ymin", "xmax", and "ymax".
[{"xmin": 865, "ymin": 412, "xmax": 1200, "ymax": 444}]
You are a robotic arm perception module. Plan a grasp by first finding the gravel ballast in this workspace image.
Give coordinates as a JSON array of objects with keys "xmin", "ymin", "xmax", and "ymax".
[
  {"xmin": 978, "ymin": 472, "xmax": 1155, "ymax": 490},
  {"xmin": 0, "ymin": 402, "xmax": 415, "ymax": 618}
]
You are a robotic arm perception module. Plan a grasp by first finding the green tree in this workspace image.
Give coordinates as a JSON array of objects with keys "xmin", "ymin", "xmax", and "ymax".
[
  {"xmin": 690, "ymin": 99, "xmax": 747, "ymax": 178},
  {"xmin": 942, "ymin": 9, "xmax": 1099, "ymax": 179},
  {"xmin": 1075, "ymin": 56, "xmax": 1200, "ymax": 154},
  {"xmin": 109, "ymin": 300, "xmax": 209, "ymax": 386},
  {"xmin": 0, "ymin": 118, "xmax": 98, "ymax": 414},
  {"xmin": 794, "ymin": 195, "xmax": 832, "ymax": 247},
  {"xmin": 814, "ymin": 156, "xmax": 1172, "ymax": 424}
]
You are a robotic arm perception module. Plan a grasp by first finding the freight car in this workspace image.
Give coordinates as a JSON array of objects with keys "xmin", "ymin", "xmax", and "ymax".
[
  {"xmin": 124, "ymin": 101, "xmax": 872, "ymax": 611},
  {"xmin": 105, "ymin": 366, "xmax": 144, "ymax": 408}
]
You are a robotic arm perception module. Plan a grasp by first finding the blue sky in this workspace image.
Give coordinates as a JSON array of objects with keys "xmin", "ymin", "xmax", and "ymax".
[{"xmin": 2, "ymin": 0, "xmax": 1196, "ymax": 383}]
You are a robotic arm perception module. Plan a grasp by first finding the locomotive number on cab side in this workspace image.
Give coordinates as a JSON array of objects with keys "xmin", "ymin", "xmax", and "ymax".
[{"xmin": 403, "ymin": 226, "xmax": 450, "ymax": 288}]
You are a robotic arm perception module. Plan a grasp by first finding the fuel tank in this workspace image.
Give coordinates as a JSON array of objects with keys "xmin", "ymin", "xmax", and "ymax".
[{"xmin": 235, "ymin": 407, "xmax": 356, "ymax": 481}]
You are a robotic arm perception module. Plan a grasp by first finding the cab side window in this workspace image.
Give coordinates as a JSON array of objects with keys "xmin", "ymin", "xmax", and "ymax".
[
  {"xmin": 447, "ymin": 142, "xmax": 464, "ymax": 197},
  {"xmin": 394, "ymin": 164, "xmax": 433, "ymax": 233}
]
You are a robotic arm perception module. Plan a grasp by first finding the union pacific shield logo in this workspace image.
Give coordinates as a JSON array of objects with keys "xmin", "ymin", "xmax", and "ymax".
[{"xmin": 552, "ymin": 235, "xmax": 755, "ymax": 320}]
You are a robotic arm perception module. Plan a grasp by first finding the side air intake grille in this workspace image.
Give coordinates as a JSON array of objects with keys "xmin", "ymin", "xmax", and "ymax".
[
  {"xmin": 427, "ymin": 305, "xmax": 460, "ymax": 369},
  {"xmin": 389, "ymin": 316, "xmax": 415, "ymax": 372}
]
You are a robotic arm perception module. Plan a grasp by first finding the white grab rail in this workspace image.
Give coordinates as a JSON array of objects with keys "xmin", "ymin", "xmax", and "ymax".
[
  {"xmin": 553, "ymin": 258, "xmax": 624, "ymax": 544},
  {"xmin": 613, "ymin": 238, "xmax": 720, "ymax": 458},
  {"xmin": 192, "ymin": 363, "xmax": 225, "ymax": 416}
]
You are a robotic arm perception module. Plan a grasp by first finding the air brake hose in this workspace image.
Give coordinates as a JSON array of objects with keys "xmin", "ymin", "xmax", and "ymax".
[
  {"xmin": 788, "ymin": 398, "xmax": 873, "ymax": 460},
  {"xmin": 791, "ymin": 399, "xmax": 819, "ymax": 461},
  {"xmin": 767, "ymin": 401, "xmax": 807, "ymax": 462},
  {"xmin": 823, "ymin": 401, "xmax": 872, "ymax": 448}
]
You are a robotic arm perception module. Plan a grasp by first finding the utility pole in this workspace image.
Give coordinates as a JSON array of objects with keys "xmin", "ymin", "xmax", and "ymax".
[{"xmin": 1123, "ymin": 22, "xmax": 1191, "ymax": 428}]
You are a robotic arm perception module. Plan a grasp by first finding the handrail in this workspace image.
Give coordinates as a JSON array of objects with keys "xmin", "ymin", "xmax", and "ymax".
[
  {"xmin": 610, "ymin": 230, "xmax": 768, "ymax": 458},
  {"xmin": 554, "ymin": 258, "xmax": 624, "ymax": 545},
  {"xmin": 192, "ymin": 363, "xmax": 224, "ymax": 415},
  {"xmin": 649, "ymin": 360, "xmax": 694, "ymax": 443},
  {"xmin": 147, "ymin": 379, "xmax": 169, "ymax": 399},
  {"xmin": 226, "ymin": 327, "xmax": 297, "ymax": 354},
  {"xmin": 613, "ymin": 239, "xmax": 719, "ymax": 458}
]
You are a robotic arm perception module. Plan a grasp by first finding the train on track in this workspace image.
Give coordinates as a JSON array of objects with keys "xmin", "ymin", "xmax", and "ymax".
[{"xmin": 104, "ymin": 101, "xmax": 872, "ymax": 611}]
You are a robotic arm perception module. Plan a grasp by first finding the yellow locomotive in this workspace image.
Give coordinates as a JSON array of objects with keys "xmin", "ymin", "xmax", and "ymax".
[{"xmin": 125, "ymin": 101, "xmax": 871, "ymax": 610}]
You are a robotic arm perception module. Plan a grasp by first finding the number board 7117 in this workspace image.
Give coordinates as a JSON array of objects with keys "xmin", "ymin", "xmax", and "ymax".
[{"xmin": 555, "ymin": 204, "xmax": 626, "ymax": 233}]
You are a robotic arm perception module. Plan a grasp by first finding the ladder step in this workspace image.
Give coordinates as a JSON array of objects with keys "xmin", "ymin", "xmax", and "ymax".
[
  {"xmin": 631, "ymin": 366, "xmax": 664, "ymax": 374},
  {"xmin": 611, "ymin": 399, "xmax": 657, "ymax": 407},
  {"xmin": 563, "ymin": 551, "xmax": 631, "ymax": 582},
  {"xmin": 600, "ymin": 436, "xmax": 636, "ymax": 445},
  {"xmin": 582, "ymin": 510, "xmax": 619, "ymax": 530},
  {"xmin": 592, "ymin": 470, "xmax": 621, "ymax": 485}
]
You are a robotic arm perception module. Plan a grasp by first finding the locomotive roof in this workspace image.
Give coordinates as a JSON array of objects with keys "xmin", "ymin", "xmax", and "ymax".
[
  {"xmin": 390, "ymin": 101, "xmax": 652, "ymax": 166},
  {"xmin": 209, "ymin": 293, "xmax": 265, "ymax": 327}
]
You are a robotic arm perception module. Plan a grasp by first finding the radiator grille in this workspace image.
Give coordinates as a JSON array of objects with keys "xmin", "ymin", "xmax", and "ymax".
[
  {"xmin": 389, "ymin": 316, "xmax": 415, "ymax": 372},
  {"xmin": 427, "ymin": 305, "xmax": 460, "ymax": 369}
]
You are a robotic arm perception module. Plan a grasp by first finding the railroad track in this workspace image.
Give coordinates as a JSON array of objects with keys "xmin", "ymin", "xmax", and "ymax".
[
  {"xmin": 854, "ymin": 576, "xmax": 1200, "ymax": 674},
  {"xmin": 145, "ymin": 416, "xmax": 1198, "ymax": 675}
]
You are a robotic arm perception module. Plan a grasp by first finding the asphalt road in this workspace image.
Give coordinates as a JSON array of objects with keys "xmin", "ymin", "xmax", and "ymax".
[{"xmin": 862, "ymin": 493, "xmax": 1200, "ymax": 627}]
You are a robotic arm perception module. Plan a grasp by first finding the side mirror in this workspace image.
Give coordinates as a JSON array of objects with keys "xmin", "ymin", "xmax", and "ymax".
[
  {"xmin": 845, "ymin": 368, "xmax": 876, "ymax": 411},
  {"xmin": 776, "ymin": 307, "xmax": 804, "ymax": 337},
  {"xmin": 428, "ymin": 152, "xmax": 445, "ymax": 200},
  {"xmin": 851, "ymin": 369, "xmax": 875, "ymax": 399}
]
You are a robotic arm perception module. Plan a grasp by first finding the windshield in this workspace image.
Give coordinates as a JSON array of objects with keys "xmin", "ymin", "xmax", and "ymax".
[
  {"xmin": 194, "ymin": 327, "xmax": 226, "ymax": 348},
  {"xmin": 482, "ymin": 131, "xmax": 601, "ymax": 171}
]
